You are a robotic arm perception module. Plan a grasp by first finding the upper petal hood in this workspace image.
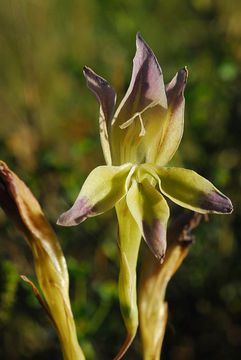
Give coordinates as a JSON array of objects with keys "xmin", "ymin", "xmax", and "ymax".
[
  {"xmin": 83, "ymin": 66, "xmax": 116, "ymax": 165},
  {"xmin": 130, "ymin": 67, "xmax": 188, "ymax": 167},
  {"xmin": 111, "ymin": 32, "xmax": 168, "ymax": 165}
]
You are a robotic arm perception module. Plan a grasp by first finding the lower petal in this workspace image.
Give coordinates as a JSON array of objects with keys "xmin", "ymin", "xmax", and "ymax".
[
  {"xmin": 156, "ymin": 167, "xmax": 233, "ymax": 214},
  {"xmin": 57, "ymin": 164, "xmax": 132, "ymax": 226},
  {"xmin": 126, "ymin": 178, "xmax": 170, "ymax": 262}
]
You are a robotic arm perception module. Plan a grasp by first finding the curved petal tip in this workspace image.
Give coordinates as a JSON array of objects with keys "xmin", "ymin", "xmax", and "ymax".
[
  {"xmin": 200, "ymin": 190, "xmax": 233, "ymax": 214},
  {"xmin": 57, "ymin": 197, "xmax": 94, "ymax": 226},
  {"xmin": 83, "ymin": 65, "xmax": 116, "ymax": 124},
  {"xmin": 165, "ymin": 66, "xmax": 188, "ymax": 107},
  {"xmin": 142, "ymin": 219, "xmax": 167, "ymax": 263},
  {"xmin": 136, "ymin": 32, "xmax": 151, "ymax": 52}
]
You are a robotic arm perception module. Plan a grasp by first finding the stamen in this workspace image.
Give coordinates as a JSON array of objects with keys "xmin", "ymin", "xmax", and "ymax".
[
  {"xmin": 119, "ymin": 98, "xmax": 160, "ymax": 136},
  {"xmin": 119, "ymin": 113, "xmax": 138, "ymax": 129},
  {"xmin": 119, "ymin": 112, "xmax": 146, "ymax": 137},
  {"xmin": 138, "ymin": 113, "xmax": 146, "ymax": 136}
]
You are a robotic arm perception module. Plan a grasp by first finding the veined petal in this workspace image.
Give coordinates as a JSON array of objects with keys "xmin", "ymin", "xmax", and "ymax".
[
  {"xmin": 57, "ymin": 164, "xmax": 132, "ymax": 226},
  {"xmin": 156, "ymin": 167, "xmax": 233, "ymax": 214},
  {"xmin": 126, "ymin": 178, "xmax": 170, "ymax": 262},
  {"xmin": 111, "ymin": 32, "xmax": 167, "ymax": 165},
  {"xmin": 83, "ymin": 66, "xmax": 116, "ymax": 165},
  {"xmin": 152, "ymin": 67, "xmax": 188, "ymax": 166}
]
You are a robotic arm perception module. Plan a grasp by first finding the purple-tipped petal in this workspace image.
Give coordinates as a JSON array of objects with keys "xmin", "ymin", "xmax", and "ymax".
[
  {"xmin": 165, "ymin": 66, "xmax": 188, "ymax": 110},
  {"xmin": 116, "ymin": 32, "xmax": 167, "ymax": 114},
  {"xmin": 132, "ymin": 32, "xmax": 167, "ymax": 108},
  {"xmin": 57, "ymin": 197, "xmax": 94, "ymax": 226},
  {"xmin": 83, "ymin": 66, "xmax": 116, "ymax": 125},
  {"xmin": 155, "ymin": 166, "xmax": 233, "ymax": 215},
  {"xmin": 142, "ymin": 219, "xmax": 166, "ymax": 263},
  {"xmin": 57, "ymin": 164, "xmax": 132, "ymax": 227},
  {"xmin": 111, "ymin": 33, "xmax": 167, "ymax": 165},
  {"xmin": 153, "ymin": 67, "xmax": 188, "ymax": 166},
  {"xmin": 200, "ymin": 190, "xmax": 233, "ymax": 214},
  {"xmin": 83, "ymin": 66, "xmax": 116, "ymax": 165},
  {"xmin": 126, "ymin": 178, "xmax": 170, "ymax": 262}
]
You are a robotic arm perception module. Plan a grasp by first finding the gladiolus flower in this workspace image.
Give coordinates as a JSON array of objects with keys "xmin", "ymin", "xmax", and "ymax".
[{"xmin": 57, "ymin": 33, "xmax": 233, "ymax": 358}]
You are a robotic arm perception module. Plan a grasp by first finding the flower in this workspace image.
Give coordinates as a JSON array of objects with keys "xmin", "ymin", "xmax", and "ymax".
[
  {"xmin": 57, "ymin": 32, "xmax": 232, "ymax": 258},
  {"xmin": 57, "ymin": 33, "xmax": 233, "ymax": 358}
]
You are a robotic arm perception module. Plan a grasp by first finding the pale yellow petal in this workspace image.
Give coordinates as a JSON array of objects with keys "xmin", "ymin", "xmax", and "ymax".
[
  {"xmin": 156, "ymin": 166, "xmax": 233, "ymax": 214},
  {"xmin": 126, "ymin": 178, "xmax": 169, "ymax": 261},
  {"xmin": 57, "ymin": 164, "xmax": 132, "ymax": 226}
]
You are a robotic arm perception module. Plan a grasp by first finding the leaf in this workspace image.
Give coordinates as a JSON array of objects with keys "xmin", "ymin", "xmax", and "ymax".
[{"xmin": 0, "ymin": 161, "xmax": 85, "ymax": 360}]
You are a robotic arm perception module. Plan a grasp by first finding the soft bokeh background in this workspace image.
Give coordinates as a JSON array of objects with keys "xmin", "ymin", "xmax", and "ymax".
[{"xmin": 0, "ymin": 0, "xmax": 240, "ymax": 359}]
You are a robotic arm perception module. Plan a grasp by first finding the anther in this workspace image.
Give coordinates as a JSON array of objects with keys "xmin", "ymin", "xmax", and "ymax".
[{"xmin": 119, "ymin": 112, "xmax": 146, "ymax": 137}]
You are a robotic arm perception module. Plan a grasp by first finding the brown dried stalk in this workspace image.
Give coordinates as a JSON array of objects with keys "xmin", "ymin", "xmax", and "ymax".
[{"xmin": 139, "ymin": 212, "xmax": 203, "ymax": 360}]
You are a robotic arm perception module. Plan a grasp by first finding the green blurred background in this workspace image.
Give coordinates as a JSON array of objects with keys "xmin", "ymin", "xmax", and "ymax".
[{"xmin": 0, "ymin": 0, "xmax": 240, "ymax": 359}]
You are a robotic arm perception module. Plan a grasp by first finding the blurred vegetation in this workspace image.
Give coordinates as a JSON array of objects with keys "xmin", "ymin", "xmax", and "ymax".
[{"xmin": 0, "ymin": 0, "xmax": 240, "ymax": 359}]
